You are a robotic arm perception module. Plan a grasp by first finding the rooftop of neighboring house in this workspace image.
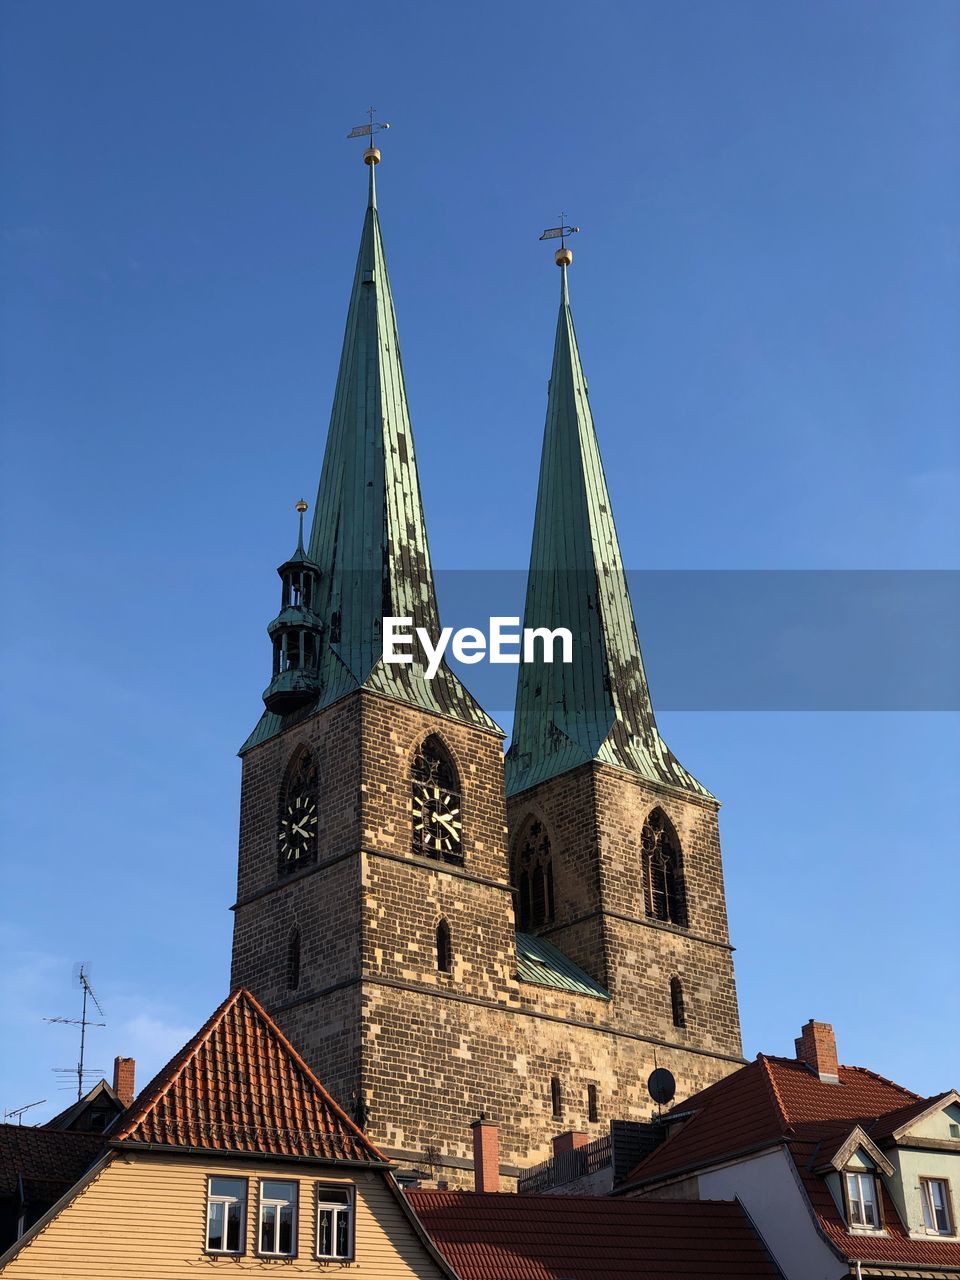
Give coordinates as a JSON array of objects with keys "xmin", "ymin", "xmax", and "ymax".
[
  {"xmin": 619, "ymin": 1019, "xmax": 960, "ymax": 1271},
  {"xmin": 407, "ymin": 1189, "xmax": 784, "ymax": 1279}
]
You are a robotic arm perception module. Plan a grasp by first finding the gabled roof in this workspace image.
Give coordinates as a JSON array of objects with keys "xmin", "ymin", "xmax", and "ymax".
[
  {"xmin": 515, "ymin": 930, "xmax": 610, "ymax": 999},
  {"xmin": 620, "ymin": 1053, "xmax": 960, "ymax": 1270},
  {"xmin": 242, "ymin": 160, "xmax": 498, "ymax": 754},
  {"xmin": 0, "ymin": 1125, "xmax": 104, "ymax": 1203},
  {"xmin": 505, "ymin": 262, "xmax": 709, "ymax": 800},
  {"xmin": 112, "ymin": 988, "xmax": 385, "ymax": 1164},
  {"xmin": 621, "ymin": 1054, "xmax": 920, "ymax": 1190},
  {"xmin": 43, "ymin": 1079, "xmax": 123, "ymax": 1132},
  {"xmin": 408, "ymin": 1190, "xmax": 783, "ymax": 1279},
  {"xmin": 868, "ymin": 1089, "xmax": 958, "ymax": 1142}
]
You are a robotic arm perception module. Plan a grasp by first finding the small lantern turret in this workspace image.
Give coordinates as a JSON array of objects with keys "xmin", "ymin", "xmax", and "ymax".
[{"xmin": 262, "ymin": 501, "xmax": 324, "ymax": 715}]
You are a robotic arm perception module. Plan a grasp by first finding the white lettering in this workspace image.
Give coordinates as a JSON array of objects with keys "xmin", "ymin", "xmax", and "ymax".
[
  {"xmin": 523, "ymin": 626, "xmax": 573, "ymax": 664},
  {"xmin": 383, "ymin": 617, "xmax": 413, "ymax": 663}
]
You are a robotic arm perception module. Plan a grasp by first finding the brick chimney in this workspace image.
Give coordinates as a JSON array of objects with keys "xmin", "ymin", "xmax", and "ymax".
[
  {"xmin": 470, "ymin": 1114, "xmax": 500, "ymax": 1193},
  {"xmin": 794, "ymin": 1020, "xmax": 839, "ymax": 1083},
  {"xmin": 113, "ymin": 1056, "xmax": 136, "ymax": 1108},
  {"xmin": 552, "ymin": 1130, "xmax": 589, "ymax": 1157}
]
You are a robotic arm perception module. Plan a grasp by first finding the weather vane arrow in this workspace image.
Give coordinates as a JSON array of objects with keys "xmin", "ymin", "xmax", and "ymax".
[
  {"xmin": 540, "ymin": 212, "xmax": 580, "ymax": 266},
  {"xmin": 347, "ymin": 106, "xmax": 391, "ymax": 166}
]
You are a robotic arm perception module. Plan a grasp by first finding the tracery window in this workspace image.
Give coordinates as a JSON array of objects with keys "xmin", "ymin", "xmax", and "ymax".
[
  {"xmin": 642, "ymin": 809, "xmax": 686, "ymax": 927},
  {"xmin": 512, "ymin": 819, "xmax": 554, "ymax": 931},
  {"xmin": 278, "ymin": 748, "xmax": 320, "ymax": 877},
  {"xmin": 411, "ymin": 737, "xmax": 463, "ymax": 862}
]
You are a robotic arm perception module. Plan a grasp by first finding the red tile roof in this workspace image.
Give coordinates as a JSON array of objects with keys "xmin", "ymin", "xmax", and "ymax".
[
  {"xmin": 0, "ymin": 1125, "xmax": 104, "ymax": 1202},
  {"xmin": 408, "ymin": 1191, "xmax": 782, "ymax": 1279},
  {"xmin": 113, "ymin": 988, "xmax": 385, "ymax": 1164},
  {"xmin": 621, "ymin": 1054, "xmax": 960, "ymax": 1270}
]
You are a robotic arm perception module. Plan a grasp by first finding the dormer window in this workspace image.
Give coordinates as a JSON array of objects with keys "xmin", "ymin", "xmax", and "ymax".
[
  {"xmin": 844, "ymin": 1170, "xmax": 881, "ymax": 1229},
  {"xmin": 921, "ymin": 1178, "xmax": 954, "ymax": 1235}
]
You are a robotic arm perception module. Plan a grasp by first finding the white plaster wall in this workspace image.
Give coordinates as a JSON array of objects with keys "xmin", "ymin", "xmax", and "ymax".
[{"xmin": 699, "ymin": 1148, "xmax": 847, "ymax": 1280}]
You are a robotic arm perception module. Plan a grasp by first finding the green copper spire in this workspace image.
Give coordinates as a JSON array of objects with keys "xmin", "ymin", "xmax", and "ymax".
[
  {"xmin": 243, "ymin": 152, "xmax": 497, "ymax": 752},
  {"xmin": 505, "ymin": 257, "xmax": 709, "ymax": 798}
]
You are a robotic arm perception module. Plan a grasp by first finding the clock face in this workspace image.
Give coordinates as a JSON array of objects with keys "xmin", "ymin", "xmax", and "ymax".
[
  {"xmin": 279, "ymin": 793, "xmax": 319, "ymax": 867},
  {"xmin": 412, "ymin": 780, "xmax": 462, "ymax": 859}
]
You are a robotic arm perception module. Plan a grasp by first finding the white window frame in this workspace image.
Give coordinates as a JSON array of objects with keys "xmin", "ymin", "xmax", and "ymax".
[
  {"xmin": 315, "ymin": 1183, "xmax": 355, "ymax": 1260},
  {"xmin": 205, "ymin": 1176, "xmax": 247, "ymax": 1255},
  {"xmin": 845, "ymin": 1170, "xmax": 881, "ymax": 1230},
  {"xmin": 257, "ymin": 1179, "xmax": 298, "ymax": 1258},
  {"xmin": 920, "ymin": 1177, "xmax": 954, "ymax": 1235}
]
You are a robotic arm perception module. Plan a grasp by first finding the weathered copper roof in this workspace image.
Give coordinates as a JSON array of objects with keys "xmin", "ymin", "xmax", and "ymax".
[
  {"xmin": 506, "ymin": 265, "xmax": 709, "ymax": 798},
  {"xmin": 243, "ymin": 162, "xmax": 499, "ymax": 753},
  {"xmin": 113, "ymin": 988, "xmax": 386, "ymax": 1164},
  {"xmin": 515, "ymin": 930, "xmax": 610, "ymax": 999},
  {"xmin": 408, "ymin": 1190, "xmax": 783, "ymax": 1278}
]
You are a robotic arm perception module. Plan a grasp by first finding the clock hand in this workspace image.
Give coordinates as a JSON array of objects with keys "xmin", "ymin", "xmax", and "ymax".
[{"xmin": 291, "ymin": 822, "xmax": 311, "ymax": 839}]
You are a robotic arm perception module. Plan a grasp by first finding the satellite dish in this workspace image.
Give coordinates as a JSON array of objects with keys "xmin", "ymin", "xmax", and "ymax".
[{"xmin": 647, "ymin": 1067, "xmax": 676, "ymax": 1107}]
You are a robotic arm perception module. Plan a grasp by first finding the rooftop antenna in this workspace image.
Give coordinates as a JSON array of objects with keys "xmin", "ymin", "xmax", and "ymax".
[
  {"xmin": 347, "ymin": 106, "xmax": 390, "ymax": 166},
  {"xmin": 539, "ymin": 212, "xmax": 581, "ymax": 267},
  {"xmin": 45, "ymin": 963, "xmax": 106, "ymax": 1101},
  {"xmin": 3, "ymin": 1099, "xmax": 47, "ymax": 1125}
]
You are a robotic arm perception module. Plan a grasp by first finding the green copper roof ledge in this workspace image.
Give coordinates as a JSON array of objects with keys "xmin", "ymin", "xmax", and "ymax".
[
  {"xmin": 515, "ymin": 930, "xmax": 610, "ymax": 999},
  {"xmin": 505, "ymin": 265, "xmax": 711, "ymax": 800},
  {"xmin": 242, "ymin": 161, "xmax": 499, "ymax": 755}
]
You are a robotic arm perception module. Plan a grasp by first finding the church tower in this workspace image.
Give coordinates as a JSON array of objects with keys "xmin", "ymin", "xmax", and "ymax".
[
  {"xmin": 505, "ymin": 234, "xmax": 743, "ymax": 1064},
  {"xmin": 232, "ymin": 156, "xmax": 742, "ymax": 1185}
]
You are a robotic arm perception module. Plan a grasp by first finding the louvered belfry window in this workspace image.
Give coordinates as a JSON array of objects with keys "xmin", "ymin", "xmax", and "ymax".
[
  {"xmin": 642, "ymin": 809, "xmax": 687, "ymax": 927},
  {"xmin": 513, "ymin": 819, "xmax": 554, "ymax": 931}
]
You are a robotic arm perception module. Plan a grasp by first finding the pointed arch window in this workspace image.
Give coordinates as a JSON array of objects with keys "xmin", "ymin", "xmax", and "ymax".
[
  {"xmin": 642, "ymin": 809, "xmax": 686, "ymax": 927},
  {"xmin": 670, "ymin": 976, "xmax": 686, "ymax": 1028},
  {"xmin": 287, "ymin": 927, "xmax": 301, "ymax": 991},
  {"xmin": 512, "ymin": 819, "xmax": 554, "ymax": 931},
  {"xmin": 278, "ymin": 748, "xmax": 320, "ymax": 877},
  {"xmin": 411, "ymin": 737, "xmax": 463, "ymax": 863},
  {"xmin": 436, "ymin": 918, "xmax": 452, "ymax": 974}
]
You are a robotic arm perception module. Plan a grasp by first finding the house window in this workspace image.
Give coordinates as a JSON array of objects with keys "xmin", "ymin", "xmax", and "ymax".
[
  {"xmin": 316, "ymin": 1185, "xmax": 354, "ymax": 1260},
  {"xmin": 206, "ymin": 1177, "xmax": 246, "ymax": 1254},
  {"xmin": 587, "ymin": 1083, "xmax": 599, "ymax": 1123},
  {"xmin": 551, "ymin": 1075, "xmax": 563, "ymax": 1120},
  {"xmin": 845, "ymin": 1171, "xmax": 880, "ymax": 1229},
  {"xmin": 921, "ymin": 1178, "xmax": 954, "ymax": 1235},
  {"xmin": 512, "ymin": 819, "xmax": 554, "ymax": 931},
  {"xmin": 436, "ymin": 918, "xmax": 452, "ymax": 974},
  {"xmin": 670, "ymin": 976, "xmax": 686, "ymax": 1028},
  {"xmin": 642, "ymin": 809, "xmax": 687, "ymax": 927},
  {"xmin": 259, "ymin": 1179, "xmax": 297, "ymax": 1257}
]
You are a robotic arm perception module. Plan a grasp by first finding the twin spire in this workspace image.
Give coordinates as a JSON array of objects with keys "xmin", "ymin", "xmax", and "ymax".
[{"xmin": 244, "ymin": 141, "xmax": 705, "ymax": 801}]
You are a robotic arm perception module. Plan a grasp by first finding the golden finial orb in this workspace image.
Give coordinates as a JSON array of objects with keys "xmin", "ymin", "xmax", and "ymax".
[
  {"xmin": 555, "ymin": 246, "xmax": 573, "ymax": 268},
  {"xmin": 363, "ymin": 146, "xmax": 381, "ymax": 165},
  {"xmin": 295, "ymin": 499, "xmax": 309, "ymax": 514}
]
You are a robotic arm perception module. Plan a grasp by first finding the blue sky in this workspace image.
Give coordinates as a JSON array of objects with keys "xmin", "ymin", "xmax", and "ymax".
[{"xmin": 1, "ymin": 0, "xmax": 958, "ymax": 1120}]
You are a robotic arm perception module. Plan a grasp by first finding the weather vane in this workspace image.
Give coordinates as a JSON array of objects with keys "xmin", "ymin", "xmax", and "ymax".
[
  {"xmin": 347, "ymin": 106, "xmax": 391, "ymax": 165},
  {"xmin": 539, "ymin": 212, "xmax": 580, "ymax": 267}
]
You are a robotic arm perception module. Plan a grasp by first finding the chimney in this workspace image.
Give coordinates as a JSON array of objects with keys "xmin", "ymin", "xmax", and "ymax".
[
  {"xmin": 552, "ymin": 1130, "xmax": 589, "ymax": 1158},
  {"xmin": 113, "ymin": 1056, "xmax": 136, "ymax": 1108},
  {"xmin": 470, "ymin": 1114, "xmax": 500, "ymax": 1193},
  {"xmin": 794, "ymin": 1020, "xmax": 839, "ymax": 1083}
]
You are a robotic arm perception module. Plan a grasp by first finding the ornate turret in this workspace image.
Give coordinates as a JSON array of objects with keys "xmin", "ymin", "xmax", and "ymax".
[{"xmin": 262, "ymin": 501, "xmax": 323, "ymax": 715}]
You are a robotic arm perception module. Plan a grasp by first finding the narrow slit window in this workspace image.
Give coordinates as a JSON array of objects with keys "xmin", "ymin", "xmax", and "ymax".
[
  {"xmin": 587, "ymin": 1083, "xmax": 599, "ymax": 1123},
  {"xmin": 436, "ymin": 918, "xmax": 452, "ymax": 974},
  {"xmin": 670, "ymin": 976, "xmax": 686, "ymax": 1028},
  {"xmin": 551, "ymin": 1075, "xmax": 563, "ymax": 1120}
]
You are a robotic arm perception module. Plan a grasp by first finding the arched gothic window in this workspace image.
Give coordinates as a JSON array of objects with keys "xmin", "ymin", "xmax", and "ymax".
[
  {"xmin": 411, "ymin": 737, "xmax": 463, "ymax": 863},
  {"xmin": 278, "ymin": 748, "xmax": 320, "ymax": 877},
  {"xmin": 642, "ymin": 809, "xmax": 686, "ymax": 927},
  {"xmin": 436, "ymin": 918, "xmax": 452, "ymax": 974},
  {"xmin": 670, "ymin": 976, "xmax": 686, "ymax": 1028},
  {"xmin": 512, "ymin": 819, "xmax": 554, "ymax": 931},
  {"xmin": 550, "ymin": 1076, "xmax": 563, "ymax": 1120},
  {"xmin": 286, "ymin": 927, "xmax": 301, "ymax": 991}
]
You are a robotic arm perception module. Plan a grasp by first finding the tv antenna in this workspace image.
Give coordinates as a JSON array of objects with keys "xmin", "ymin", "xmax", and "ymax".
[
  {"xmin": 3, "ymin": 1099, "xmax": 47, "ymax": 1125},
  {"xmin": 647, "ymin": 1055, "xmax": 676, "ymax": 1122},
  {"xmin": 45, "ymin": 963, "xmax": 106, "ymax": 1101}
]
